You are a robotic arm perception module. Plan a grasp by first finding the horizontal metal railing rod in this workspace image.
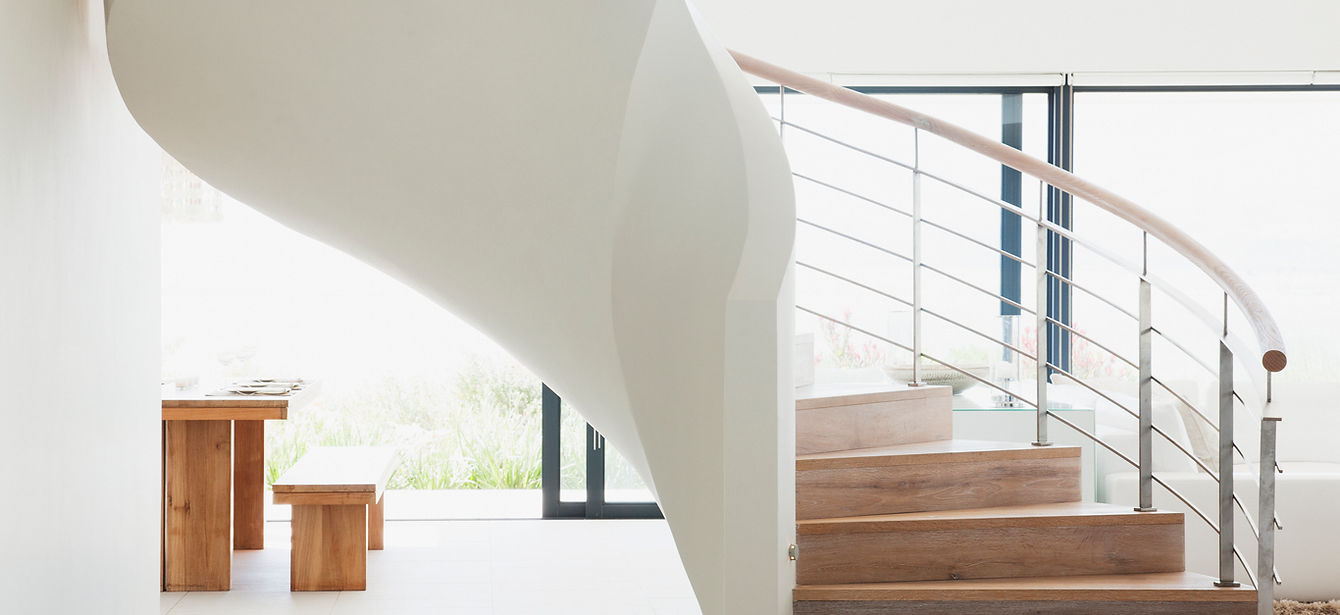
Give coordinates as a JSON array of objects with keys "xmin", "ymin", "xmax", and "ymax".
[
  {"xmin": 917, "ymin": 168, "xmax": 1043, "ymax": 224},
  {"xmin": 777, "ymin": 117, "xmax": 1046, "ymax": 226},
  {"xmin": 797, "ymin": 218, "xmax": 913, "ymax": 263},
  {"xmin": 922, "ymin": 307, "xmax": 1038, "ymax": 362},
  {"xmin": 921, "ymin": 217, "xmax": 1037, "ymax": 268},
  {"xmin": 1049, "ymin": 368, "xmax": 1274, "ymax": 547},
  {"xmin": 795, "ymin": 305, "xmax": 1037, "ymax": 408},
  {"xmin": 920, "ymin": 262, "xmax": 1035, "ymax": 315},
  {"xmin": 796, "ymin": 261, "xmax": 1037, "ymax": 361},
  {"xmin": 1044, "ymin": 362, "xmax": 1223, "ymax": 479},
  {"xmin": 1046, "ymin": 410, "xmax": 1257, "ymax": 585},
  {"xmin": 1044, "ymin": 269, "xmax": 1139, "ymax": 321},
  {"xmin": 1049, "ymin": 411, "xmax": 1234, "ymax": 553},
  {"xmin": 1047, "ymin": 410, "xmax": 1139, "ymax": 468},
  {"xmin": 795, "ymin": 305, "xmax": 914, "ymax": 356},
  {"xmin": 1033, "ymin": 216, "xmax": 1270, "ymax": 408},
  {"xmin": 1044, "ymin": 316, "xmax": 1138, "ymax": 369},
  {"xmin": 802, "ymin": 305, "xmax": 1271, "ymax": 581},
  {"xmin": 796, "ymin": 261, "xmax": 913, "ymax": 308},
  {"xmin": 1150, "ymin": 374, "xmax": 1223, "ymax": 440},
  {"xmin": 1038, "ymin": 218, "xmax": 1144, "ymax": 283},
  {"xmin": 775, "ymin": 119, "xmax": 917, "ymax": 173},
  {"xmin": 1150, "ymin": 326, "xmax": 1219, "ymax": 378},
  {"xmin": 794, "ymin": 173, "xmax": 914, "ymax": 218},
  {"xmin": 736, "ymin": 49, "xmax": 1286, "ymax": 373},
  {"xmin": 1148, "ymin": 330, "xmax": 1258, "ymax": 417},
  {"xmin": 922, "ymin": 350, "xmax": 1037, "ymax": 408}
]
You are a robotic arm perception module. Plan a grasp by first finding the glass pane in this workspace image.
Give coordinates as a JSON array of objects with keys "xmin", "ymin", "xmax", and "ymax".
[
  {"xmin": 775, "ymin": 90, "xmax": 1051, "ymax": 399},
  {"xmin": 1073, "ymin": 91, "xmax": 1340, "ymax": 383},
  {"xmin": 604, "ymin": 440, "xmax": 654, "ymax": 503},
  {"xmin": 559, "ymin": 404, "xmax": 586, "ymax": 502}
]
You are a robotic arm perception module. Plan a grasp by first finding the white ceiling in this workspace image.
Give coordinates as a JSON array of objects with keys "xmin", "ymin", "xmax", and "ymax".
[{"xmin": 691, "ymin": 0, "xmax": 1340, "ymax": 81}]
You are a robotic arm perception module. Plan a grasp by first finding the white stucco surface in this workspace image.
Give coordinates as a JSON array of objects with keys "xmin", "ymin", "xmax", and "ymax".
[{"xmin": 0, "ymin": 1, "xmax": 161, "ymax": 612}]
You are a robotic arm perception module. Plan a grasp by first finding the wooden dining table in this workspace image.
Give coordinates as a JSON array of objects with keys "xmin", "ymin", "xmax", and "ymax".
[{"xmin": 161, "ymin": 384, "xmax": 315, "ymax": 591}]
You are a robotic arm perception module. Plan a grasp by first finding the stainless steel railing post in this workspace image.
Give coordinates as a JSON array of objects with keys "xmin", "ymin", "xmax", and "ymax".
[
  {"xmin": 1137, "ymin": 232, "xmax": 1156, "ymax": 511},
  {"xmin": 1033, "ymin": 180, "xmax": 1050, "ymax": 446},
  {"xmin": 1216, "ymin": 294, "xmax": 1239, "ymax": 586},
  {"xmin": 1258, "ymin": 416, "xmax": 1280, "ymax": 613},
  {"xmin": 910, "ymin": 128, "xmax": 925, "ymax": 386}
]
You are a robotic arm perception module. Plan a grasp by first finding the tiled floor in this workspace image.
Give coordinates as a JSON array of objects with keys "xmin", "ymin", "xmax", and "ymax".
[{"xmin": 160, "ymin": 519, "xmax": 701, "ymax": 615}]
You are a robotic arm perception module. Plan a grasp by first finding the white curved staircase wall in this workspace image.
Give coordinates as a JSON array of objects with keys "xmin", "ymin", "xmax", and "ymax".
[{"xmin": 106, "ymin": 1, "xmax": 796, "ymax": 613}]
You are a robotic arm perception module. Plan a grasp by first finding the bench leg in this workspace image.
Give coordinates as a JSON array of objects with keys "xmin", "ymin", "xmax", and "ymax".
[
  {"xmin": 368, "ymin": 494, "xmax": 385, "ymax": 551},
  {"xmin": 291, "ymin": 504, "xmax": 366, "ymax": 591}
]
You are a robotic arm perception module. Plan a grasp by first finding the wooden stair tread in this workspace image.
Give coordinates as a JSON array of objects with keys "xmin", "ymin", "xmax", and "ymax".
[
  {"xmin": 798, "ymin": 501, "xmax": 1183, "ymax": 533},
  {"xmin": 794, "ymin": 572, "xmax": 1256, "ymax": 602},
  {"xmin": 795, "ymin": 382, "xmax": 949, "ymax": 410},
  {"xmin": 797, "ymin": 439, "xmax": 1080, "ymax": 471}
]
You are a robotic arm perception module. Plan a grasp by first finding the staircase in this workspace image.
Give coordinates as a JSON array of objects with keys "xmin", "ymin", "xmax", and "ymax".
[{"xmin": 793, "ymin": 385, "xmax": 1258, "ymax": 614}]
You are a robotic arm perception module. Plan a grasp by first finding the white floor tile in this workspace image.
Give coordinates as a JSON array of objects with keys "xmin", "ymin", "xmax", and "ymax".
[{"xmin": 161, "ymin": 519, "xmax": 701, "ymax": 615}]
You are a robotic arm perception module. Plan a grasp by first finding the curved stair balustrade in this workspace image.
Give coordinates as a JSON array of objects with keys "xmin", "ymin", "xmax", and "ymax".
[
  {"xmin": 733, "ymin": 50, "xmax": 1286, "ymax": 612},
  {"xmin": 733, "ymin": 51, "xmax": 1285, "ymax": 374}
]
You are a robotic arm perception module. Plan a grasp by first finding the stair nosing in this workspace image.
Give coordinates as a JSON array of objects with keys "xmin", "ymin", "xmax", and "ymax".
[
  {"xmin": 797, "ymin": 439, "xmax": 1081, "ymax": 471},
  {"xmin": 797, "ymin": 502, "xmax": 1183, "ymax": 534},
  {"xmin": 793, "ymin": 572, "xmax": 1256, "ymax": 603}
]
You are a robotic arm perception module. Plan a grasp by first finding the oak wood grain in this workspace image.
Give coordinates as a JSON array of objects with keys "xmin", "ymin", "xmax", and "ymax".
[
  {"xmin": 797, "ymin": 440, "xmax": 1079, "ymax": 471},
  {"xmin": 291, "ymin": 504, "xmax": 367, "ymax": 591},
  {"xmin": 161, "ymin": 406, "xmax": 287, "ymax": 421},
  {"xmin": 797, "ymin": 388, "xmax": 952, "ymax": 454},
  {"xmin": 798, "ymin": 502, "xmax": 1182, "ymax": 533},
  {"xmin": 796, "ymin": 383, "xmax": 949, "ymax": 410},
  {"xmin": 797, "ymin": 452, "xmax": 1081, "ymax": 519},
  {"xmin": 233, "ymin": 420, "xmax": 265, "ymax": 550},
  {"xmin": 792, "ymin": 572, "xmax": 1257, "ymax": 602},
  {"xmin": 163, "ymin": 420, "xmax": 232, "ymax": 591},
  {"xmin": 794, "ymin": 599, "xmax": 1254, "ymax": 615},
  {"xmin": 368, "ymin": 494, "xmax": 385, "ymax": 551},
  {"xmin": 274, "ymin": 491, "xmax": 379, "ymax": 506},
  {"xmin": 797, "ymin": 516, "xmax": 1184, "ymax": 585}
]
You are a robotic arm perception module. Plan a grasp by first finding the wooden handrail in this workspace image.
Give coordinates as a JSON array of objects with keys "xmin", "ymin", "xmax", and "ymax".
[{"xmin": 732, "ymin": 50, "xmax": 1287, "ymax": 373}]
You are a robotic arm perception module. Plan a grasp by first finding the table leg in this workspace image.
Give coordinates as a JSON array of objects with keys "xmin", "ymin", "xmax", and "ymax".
[
  {"xmin": 233, "ymin": 420, "xmax": 266, "ymax": 550},
  {"xmin": 163, "ymin": 420, "xmax": 232, "ymax": 591}
]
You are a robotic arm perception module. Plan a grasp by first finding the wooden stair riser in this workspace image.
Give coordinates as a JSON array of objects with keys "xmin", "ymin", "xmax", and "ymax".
[
  {"xmin": 793, "ymin": 600, "xmax": 1253, "ymax": 615},
  {"xmin": 796, "ymin": 387, "xmax": 952, "ymax": 454},
  {"xmin": 797, "ymin": 455, "xmax": 1081, "ymax": 520},
  {"xmin": 796, "ymin": 522, "xmax": 1184, "ymax": 584}
]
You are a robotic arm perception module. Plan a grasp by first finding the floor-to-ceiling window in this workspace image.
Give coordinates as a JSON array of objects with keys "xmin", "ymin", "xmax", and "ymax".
[
  {"xmin": 1072, "ymin": 89, "xmax": 1340, "ymax": 383},
  {"xmin": 161, "ymin": 154, "xmax": 658, "ymax": 519},
  {"xmin": 758, "ymin": 87, "xmax": 1065, "ymax": 397},
  {"xmin": 759, "ymin": 84, "xmax": 1340, "ymax": 394}
]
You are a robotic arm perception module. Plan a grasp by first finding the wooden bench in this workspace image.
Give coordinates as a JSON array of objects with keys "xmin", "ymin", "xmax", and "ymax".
[{"xmin": 273, "ymin": 446, "xmax": 399, "ymax": 591}]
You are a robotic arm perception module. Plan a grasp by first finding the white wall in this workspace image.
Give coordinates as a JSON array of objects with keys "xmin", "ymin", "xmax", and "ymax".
[
  {"xmin": 692, "ymin": 0, "xmax": 1340, "ymax": 78},
  {"xmin": 0, "ymin": 1, "xmax": 161, "ymax": 613}
]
